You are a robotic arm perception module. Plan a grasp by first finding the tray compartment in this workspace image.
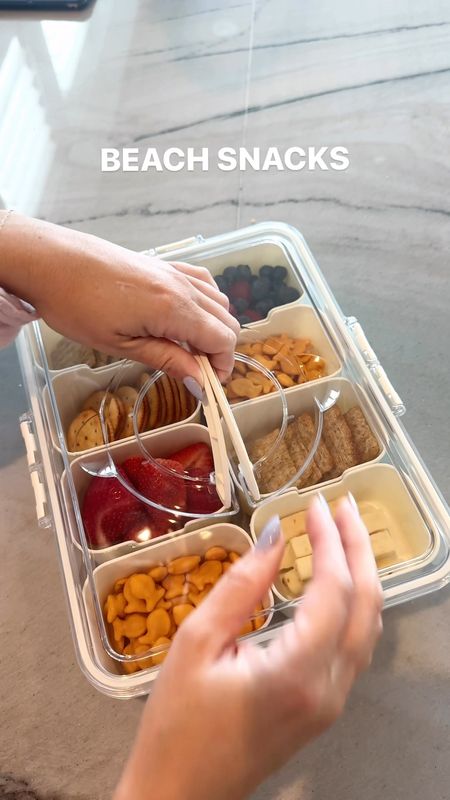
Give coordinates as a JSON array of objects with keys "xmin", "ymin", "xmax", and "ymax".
[
  {"xmin": 45, "ymin": 361, "xmax": 201, "ymax": 458},
  {"xmin": 62, "ymin": 422, "xmax": 231, "ymax": 563},
  {"xmin": 229, "ymin": 304, "xmax": 342, "ymax": 404},
  {"xmin": 228, "ymin": 377, "xmax": 384, "ymax": 504},
  {"xmin": 250, "ymin": 463, "xmax": 432, "ymax": 603},
  {"xmin": 83, "ymin": 524, "xmax": 273, "ymax": 678},
  {"xmin": 194, "ymin": 240, "xmax": 304, "ymax": 323}
]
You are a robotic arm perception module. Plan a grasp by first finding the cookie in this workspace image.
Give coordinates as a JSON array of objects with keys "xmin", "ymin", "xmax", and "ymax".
[
  {"xmin": 82, "ymin": 391, "xmax": 122, "ymax": 440},
  {"xmin": 344, "ymin": 407, "xmax": 380, "ymax": 463},
  {"xmin": 294, "ymin": 413, "xmax": 334, "ymax": 475},
  {"xmin": 116, "ymin": 385, "xmax": 146, "ymax": 437},
  {"xmin": 160, "ymin": 374, "xmax": 175, "ymax": 425},
  {"xmin": 322, "ymin": 406, "xmax": 358, "ymax": 476},
  {"xmin": 51, "ymin": 338, "xmax": 97, "ymax": 370},
  {"xmin": 169, "ymin": 377, "xmax": 181, "ymax": 422},
  {"xmin": 139, "ymin": 373, "xmax": 160, "ymax": 430},
  {"xmin": 67, "ymin": 410, "xmax": 113, "ymax": 452}
]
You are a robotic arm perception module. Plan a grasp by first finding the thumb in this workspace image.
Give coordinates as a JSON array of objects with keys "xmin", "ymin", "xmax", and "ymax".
[
  {"xmin": 188, "ymin": 517, "xmax": 284, "ymax": 659},
  {"xmin": 124, "ymin": 337, "xmax": 204, "ymax": 390}
]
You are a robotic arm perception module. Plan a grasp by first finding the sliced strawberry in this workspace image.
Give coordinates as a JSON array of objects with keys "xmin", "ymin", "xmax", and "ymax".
[
  {"xmin": 229, "ymin": 280, "xmax": 251, "ymax": 302},
  {"xmin": 169, "ymin": 442, "xmax": 214, "ymax": 476},
  {"xmin": 81, "ymin": 466, "xmax": 151, "ymax": 549},
  {"xmin": 122, "ymin": 456, "xmax": 187, "ymax": 538},
  {"xmin": 186, "ymin": 467, "xmax": 222, "ymax": 514}
]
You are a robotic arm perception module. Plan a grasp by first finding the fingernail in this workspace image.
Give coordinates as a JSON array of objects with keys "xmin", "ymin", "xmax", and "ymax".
[
  {"xmin": 183, "ymin": 376, "xmax": 204, "ymax": 402},
  {"xmin": 347, "ymin": 492, "xmax": 360, "ymax": 516},
  {"xmin": 256, "ymin": 515, "xmax": 281, "ymax": 551},
  {"xmin": 317, "ymin": 492, "xmax": 332, "ymax": 518}
]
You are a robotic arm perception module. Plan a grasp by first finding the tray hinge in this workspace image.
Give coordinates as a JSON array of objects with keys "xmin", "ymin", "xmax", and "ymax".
[
  {"xmin": 19, "ymin": 413, "xmax": 53, "ymax": 529},
  {"xmin": 143, "ymin": 235, "xmax": 204, "ymax": 257},
  {"xmin": 345, "ymin": 317, "xmax": 406, "ymax": 417}
]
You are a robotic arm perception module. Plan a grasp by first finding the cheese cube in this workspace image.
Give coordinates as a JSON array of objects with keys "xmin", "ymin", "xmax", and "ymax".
[
  {"xmin": 282, "ymin": 568, "xmax": 303, "ymax": 597},
  {"xmin": 362, "ymin": 509, "xmax": 390, "ymax": 534},
  {"xmin": 281, "ymin": 511, "xmax": 307, "ymax": 541},
  {"xmin": 295, "ymin": 555, "xmax": 313, "ymax": 582},
  {"xmin": 290, "ymin": 534, "xmax": 312, "ymax": 559},
  {"xmin": 370, "ymin": 529, "xmax": 396, "ymax": 560},
  {"xmin": 280, "ymin": 544, "xmax": 295, "ymax": 571}
]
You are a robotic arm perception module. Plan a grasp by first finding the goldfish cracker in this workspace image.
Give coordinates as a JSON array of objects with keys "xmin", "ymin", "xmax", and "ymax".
[
  {"xmin": 168, "ymin": 555, "xmax": 201, "ymax": 575},
  {"xmin": 187, "ymin": 560, "xmax": 222, "ymax": 591},
  {"xmin": 148, "ymin": 565, "xmax": 168, "ymax": 582},
  {"xmin": 128, "ymin": 573, "xmax": 156, "ymax": 599},
  {"xmin": 162, "ymin": 574, "xmax": 185, "ymax": 600},
  {"xmin": 228, "ymin": 552, "xmax": 240, "ymax": 564},
  {"xmin": 204, "ymin": 546, "xmax": 228, "ymax": 562},
  {"xmin": 113, "ymin": 613, "xmax": 147, "ymax": 641},
  {"xmin": 123, "ymin": 579, "xmax": 147, "ymax": 614},
  {"xmin": 173, "ymin": 603, "xmax": 195, "ymax": 627},
  {"xmin": 152, "ymin": 637, "xmax": 171, "ymax": 666},
  {"xmin": 139, "ymin": 608, "xmax": 171, "ymax": 645},
  {"xmin": 104, "ymin": 592, "xmax": 126, "ymax": 624}
]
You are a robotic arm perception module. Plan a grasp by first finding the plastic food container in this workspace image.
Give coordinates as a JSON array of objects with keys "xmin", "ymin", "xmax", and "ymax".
[{"xmin": 15, "ymin": 221, "xmax": 450, "ymax": 699}]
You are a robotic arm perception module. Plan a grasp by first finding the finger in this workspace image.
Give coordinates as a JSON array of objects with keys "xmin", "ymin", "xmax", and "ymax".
[
  {"xmin": 179, "ymin": 516, "xmax": 284, "ymax": 660},
  {"xmin": 163, "ymin": 304, "xmax": 237, "ymax": 378},
  {"xmin": 186, "ymin": 274, "xmax": 230, "ymax": 310},
  {"xmin": 121, "ymin": 336, "xmax": 204, "ymax": 386},
  {"xmin": 195, "ymin": 291, "xmax": 240, "ymax": 338},
  {"xmin": 333, "ymin": 496, "xmax": 383, "ymax": 674},
  {"xmin": 169, "ymin": 261, "xmax": 219, "ymax": 290},
  {"xmin": 272, "ymin": 496, "xmax": 353, "ymax": 668}
]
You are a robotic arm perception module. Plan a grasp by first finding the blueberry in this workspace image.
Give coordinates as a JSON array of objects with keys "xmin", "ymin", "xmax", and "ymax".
[
  {"xmin": 259, "ymin": 265, "xmax": 274, "ymax": 280},
  {"xmin": 255, "ymin": 299, "xmax": 274, "ymax": 316},
  {"xmin": 277, "ymin": 285, "xmax": 300, "ymax": 304},
  {"xmin": 215, "ymin": 275, "xmax": 228, "ymax": 293},
  {"xmin": 238, "ymin": 314, "xmax": 251, "ymax": 326},
  {"xmin": 273, "ymin": 265, "xmax": 288, "ymax": 282},
  {"xmin": 251, "ymin": 277, "xmax": 271, "ymax": 302},
  {"xmin": 236, "ymin": 264, "xmax": 252, "ymax": 280},
  {"xmin": 234, "ymin": 297, "xmax": 249, "ymax": 313},
  {"xmin": 223, "ymin": 266, "xmax": 237, "ymax": 282}
]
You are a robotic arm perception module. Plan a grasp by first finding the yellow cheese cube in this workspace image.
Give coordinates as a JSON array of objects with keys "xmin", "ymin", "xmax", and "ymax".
[
  {"xmin": 280, "ymin": 511, "xmax": 307, "ymax": 540},
  {"xmin": 295, "ymin": 555, "xmax": 313, "ymax": 582},
  {"xmin": 280, "ymin": 544, "xmax": 295, "ymax": 571},
  {"xmin": 362, "ymin": 509, "xmax": 390, "ymax": 534},
  {"xmin": 370, "ymin": 529, "xmax": 396, "ymax": 560},
  {"xmin": 282, "ymin": 568, "xmax": 303, "ymax": 597},
  {"xmin": 290, "ymin": 534, "xmax": 312, "ymax": 559}
]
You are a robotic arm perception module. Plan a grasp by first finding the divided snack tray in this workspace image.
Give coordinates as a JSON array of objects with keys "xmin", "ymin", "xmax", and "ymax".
[{"xmin": 15, "ymin": 221, "xmax": 450, "ymax": 699}]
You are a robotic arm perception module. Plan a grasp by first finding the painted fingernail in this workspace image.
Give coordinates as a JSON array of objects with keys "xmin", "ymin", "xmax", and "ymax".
[
  {"xmin": 347, "ymin": 492, "xmax": 360, "ymax": 516},
  {"xmin": 256, "ymin": 515, "xmax": 281, "ymax": 550},
  {"xmin": 183, "ymin": 376, "xmax": 204, "ymax": 402},
  {"xmin": 317, "ymin": 492, "xmax": 332, "ymax": 518}
]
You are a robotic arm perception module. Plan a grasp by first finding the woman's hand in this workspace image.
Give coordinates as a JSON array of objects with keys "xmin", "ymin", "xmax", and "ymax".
[
  {"xmin": 114, "ymin": 495, "xmax": 383, "ymax": 800},
  {"xmin": 0, "ymin": 213, "xmax": 239, "ymax": 386}
]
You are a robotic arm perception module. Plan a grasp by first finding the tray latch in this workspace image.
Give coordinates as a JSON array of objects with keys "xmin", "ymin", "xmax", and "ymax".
[
  {"xmin": 143, "ymin": 235, "xmax": 205, "ymax": 258},
  {"xmin": 19, "ymin": 413, "xmax": 53, "ymax": 529},
  {"xmin": 346, "ymin": 317, "xmax": 406, "ymax": 417}
]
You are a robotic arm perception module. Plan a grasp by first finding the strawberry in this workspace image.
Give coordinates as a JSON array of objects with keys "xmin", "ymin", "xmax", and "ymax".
[
  {"xmin": 169, "ymin": 442, "xmax": 214, "ymax": 476},
  {"xmin": 81, "ymin": 466, "xmax": 151, "ymax": 549},
  {"xmin": 122, "ymin": 456, "xmax": 187, "ymax": 538},
  {"xmin": 186, "ymin": 467, "xmax": 222, "ymax": 514},
  {"xmin": 229, "ymin": 280, "xmax": 251, "ymax": 302}
]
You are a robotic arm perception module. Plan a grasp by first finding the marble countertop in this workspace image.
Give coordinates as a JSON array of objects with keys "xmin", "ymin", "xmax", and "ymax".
[{"xmin": 0, "ymin": 1, "xmax": 449, "ymax": 798}]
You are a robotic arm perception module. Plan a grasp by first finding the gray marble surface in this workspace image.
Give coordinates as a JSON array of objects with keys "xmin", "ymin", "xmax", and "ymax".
[{"xmin": 0, "ymin": 1, "xmax": 449, "ymax": 798}]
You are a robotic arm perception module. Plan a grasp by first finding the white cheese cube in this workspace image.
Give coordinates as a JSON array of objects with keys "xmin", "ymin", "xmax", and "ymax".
[
  {"xmin": 295, "ymin": 555, "xmax": 313, "ymax": 582},
  {"xmin": 281, "ymin": 511, "xmax": 307, "ymax": 541},
  {"xmin": 282, "ymin": 568, "xmax": 303, "ymax": 597},
  {"xmin": 370, "ymin": 529, "xmax": 396, "ymax": 560},
  {"xmin": 290, "ymin": 534, "xmax": 312, "ymax": 559},
  {"xmin": 280, "ymin": 544, "xmax": 295, "ymax": 571}
]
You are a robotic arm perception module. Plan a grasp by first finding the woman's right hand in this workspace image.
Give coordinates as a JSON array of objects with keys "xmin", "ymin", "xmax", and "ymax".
[{"xmin": 114, "ymin": 495, "xmax": 383, "ymax": 800}]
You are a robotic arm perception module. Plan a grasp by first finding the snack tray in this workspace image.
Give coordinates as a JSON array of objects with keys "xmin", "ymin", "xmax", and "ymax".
[{"xmin": 15, "ymin": 221, "xmax": 450, "ymax": 699}]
